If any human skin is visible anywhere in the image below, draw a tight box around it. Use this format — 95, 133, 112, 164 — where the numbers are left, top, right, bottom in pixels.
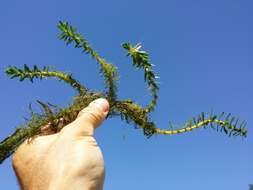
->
12, 98, 109, 190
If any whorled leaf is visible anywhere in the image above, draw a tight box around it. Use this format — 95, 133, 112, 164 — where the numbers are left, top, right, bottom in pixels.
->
0, 21, 247, 164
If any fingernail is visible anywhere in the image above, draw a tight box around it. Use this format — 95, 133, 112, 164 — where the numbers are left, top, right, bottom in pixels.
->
89, 98, 109, 114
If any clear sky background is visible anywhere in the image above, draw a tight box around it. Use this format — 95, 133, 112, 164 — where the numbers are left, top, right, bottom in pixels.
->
0, 0, 252, 189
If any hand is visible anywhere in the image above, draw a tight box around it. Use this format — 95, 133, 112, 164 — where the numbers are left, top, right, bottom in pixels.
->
12, 98, 109, 190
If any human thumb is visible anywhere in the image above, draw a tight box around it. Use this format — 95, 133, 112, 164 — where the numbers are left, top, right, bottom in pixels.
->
66, 98, 109, 137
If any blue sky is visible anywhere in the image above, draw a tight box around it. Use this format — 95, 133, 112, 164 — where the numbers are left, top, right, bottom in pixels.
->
0, 0, 252, 189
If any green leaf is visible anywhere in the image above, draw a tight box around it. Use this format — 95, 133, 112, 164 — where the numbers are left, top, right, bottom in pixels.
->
225, 113, 231, 121
201, 112, 205, 121
223, 127, 228, 134
10, 74, 19, 79
24, 64, 30, 72
19, 76, 25, 81
33, 65, 39, 72
36, 100, 54, 117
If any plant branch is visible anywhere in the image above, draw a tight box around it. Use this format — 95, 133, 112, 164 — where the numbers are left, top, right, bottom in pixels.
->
57, 21, 118, 101
5, 65, 86, 95
122, 42, 159, 113
0, 21, 247, 165
156, 113, 247, 137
